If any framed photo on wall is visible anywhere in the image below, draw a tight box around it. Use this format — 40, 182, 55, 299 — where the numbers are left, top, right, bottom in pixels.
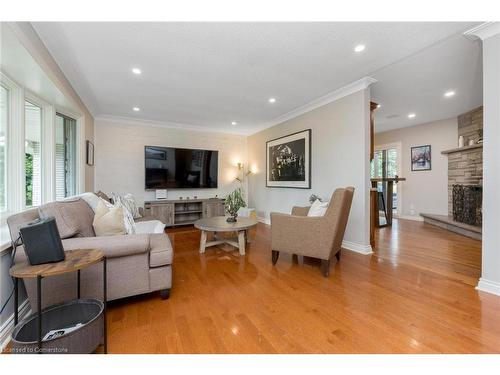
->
411, 145, 431, 171
86, 140, 94, 166
266, 129, 311, 188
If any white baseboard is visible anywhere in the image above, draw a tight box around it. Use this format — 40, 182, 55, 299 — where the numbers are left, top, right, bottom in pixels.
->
257, 216, 270, 225
0, 299, 31, 352
395, 214, 424, 222
342, 240, 373, 255
476, 278, 500, 296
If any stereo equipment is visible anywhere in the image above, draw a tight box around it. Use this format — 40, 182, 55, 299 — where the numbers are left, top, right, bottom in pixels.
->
19, 217, 65, 265
155, 189, 168, 200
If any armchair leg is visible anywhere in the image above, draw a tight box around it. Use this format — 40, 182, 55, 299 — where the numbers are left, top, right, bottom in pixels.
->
160, 289, 170, 300
335, 250, 341, 261
272, 250, 280, 265
321, 259, 330, 277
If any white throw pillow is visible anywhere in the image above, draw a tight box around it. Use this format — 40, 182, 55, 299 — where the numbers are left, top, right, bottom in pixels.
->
97, 197, 136, 235
93, 200, 126, 236
307, 199, 329, 217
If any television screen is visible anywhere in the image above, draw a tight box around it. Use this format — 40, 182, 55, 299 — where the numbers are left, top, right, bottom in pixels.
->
145, 146, 218, 189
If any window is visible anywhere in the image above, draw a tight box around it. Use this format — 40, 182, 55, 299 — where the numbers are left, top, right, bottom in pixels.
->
0, 85, 8, 212
25, 100, 42, 207
55, 113, 77, 199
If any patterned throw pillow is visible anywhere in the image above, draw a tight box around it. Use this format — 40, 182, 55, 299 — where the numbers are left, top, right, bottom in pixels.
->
112, 193, 142, 219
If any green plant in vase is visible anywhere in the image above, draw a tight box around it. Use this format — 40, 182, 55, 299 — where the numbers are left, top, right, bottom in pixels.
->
225, 187, 246, 222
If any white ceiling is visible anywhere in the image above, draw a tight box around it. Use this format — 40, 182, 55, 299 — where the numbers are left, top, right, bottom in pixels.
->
31, 22, 482, 135
371, 32, 483, 133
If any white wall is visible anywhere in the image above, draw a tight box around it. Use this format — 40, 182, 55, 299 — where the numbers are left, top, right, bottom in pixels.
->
478, 31, 500, 296
94, 118, 248, 205
375, 117, 458, 219
247, 89, 372, 253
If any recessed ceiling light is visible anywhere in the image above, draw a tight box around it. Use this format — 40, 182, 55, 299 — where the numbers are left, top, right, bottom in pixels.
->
444, 90, 455, 98
408, 113, 416, 119
132, 68, 142, 75
268, 97, 276, 103
354, 44, 366, 53
133, 107, 140, 112
231, 121, 237, 126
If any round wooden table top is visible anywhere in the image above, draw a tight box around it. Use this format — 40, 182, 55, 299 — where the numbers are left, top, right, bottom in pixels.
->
10, 249, 104, 278
194, 216, 258, 232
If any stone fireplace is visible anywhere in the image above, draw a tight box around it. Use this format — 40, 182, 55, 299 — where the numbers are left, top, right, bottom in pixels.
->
445, 106, 483, 226
422, 106, 483, 240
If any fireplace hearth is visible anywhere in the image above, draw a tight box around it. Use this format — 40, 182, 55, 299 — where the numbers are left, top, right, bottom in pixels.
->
452, 185, 482, 226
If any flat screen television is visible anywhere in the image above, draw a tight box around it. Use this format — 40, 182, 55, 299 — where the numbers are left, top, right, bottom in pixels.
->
145, 146, 219, 189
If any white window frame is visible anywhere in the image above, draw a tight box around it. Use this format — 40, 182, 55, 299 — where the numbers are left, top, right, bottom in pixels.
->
0, 73, 24, 224
24, 91, 54, 208
0, 70, 85, 230
54, 107, 85, 196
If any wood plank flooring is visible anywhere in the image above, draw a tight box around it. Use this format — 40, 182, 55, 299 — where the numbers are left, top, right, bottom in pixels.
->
106, 219, 500, 353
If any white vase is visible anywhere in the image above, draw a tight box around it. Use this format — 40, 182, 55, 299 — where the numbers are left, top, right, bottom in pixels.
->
458, 136, 464, 148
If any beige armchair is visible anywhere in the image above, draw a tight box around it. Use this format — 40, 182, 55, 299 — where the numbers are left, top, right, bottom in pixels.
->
270, 187, 354, 277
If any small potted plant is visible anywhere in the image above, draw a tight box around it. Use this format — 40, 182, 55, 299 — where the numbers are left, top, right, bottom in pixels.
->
225, 188, 246, 222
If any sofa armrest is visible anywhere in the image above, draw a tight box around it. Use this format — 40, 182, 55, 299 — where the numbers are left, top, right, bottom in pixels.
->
270, 213, 330, 259
62, 234, 150, 259
291, 206, 310, 216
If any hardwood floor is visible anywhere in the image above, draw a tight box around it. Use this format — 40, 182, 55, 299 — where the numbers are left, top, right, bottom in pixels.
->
106, 219, 500, 353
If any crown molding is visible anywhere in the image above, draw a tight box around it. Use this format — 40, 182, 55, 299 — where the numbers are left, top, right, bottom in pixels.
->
95, 76, 377, 137
94, 115, 247, 136
464, 22, 500, 41
249, 76, 377, 135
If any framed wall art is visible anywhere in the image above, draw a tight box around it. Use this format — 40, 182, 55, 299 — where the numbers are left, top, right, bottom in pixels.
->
266, 129, 311, 188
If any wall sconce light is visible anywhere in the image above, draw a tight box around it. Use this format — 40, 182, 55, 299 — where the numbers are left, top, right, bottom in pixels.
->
235, 162, 253, 182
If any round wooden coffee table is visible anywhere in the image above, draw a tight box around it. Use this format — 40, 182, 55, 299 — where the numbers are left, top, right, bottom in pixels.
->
194, 216, 258, 256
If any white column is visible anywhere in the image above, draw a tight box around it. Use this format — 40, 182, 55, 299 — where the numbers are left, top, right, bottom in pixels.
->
465, 23, 500, 295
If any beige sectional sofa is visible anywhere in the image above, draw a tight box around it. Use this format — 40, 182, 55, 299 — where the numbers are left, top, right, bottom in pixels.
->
7, 193, 173, 312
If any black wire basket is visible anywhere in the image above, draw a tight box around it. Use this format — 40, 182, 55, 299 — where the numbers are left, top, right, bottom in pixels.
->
11, 299, 104, 354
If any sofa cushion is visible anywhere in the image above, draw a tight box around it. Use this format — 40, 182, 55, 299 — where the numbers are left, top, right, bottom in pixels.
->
62, 233, 150, 258
135, 220, 166, 234
149, 233, 173, 267
38, 198, 96, 238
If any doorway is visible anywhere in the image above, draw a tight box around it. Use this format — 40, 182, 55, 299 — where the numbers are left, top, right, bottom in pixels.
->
371, 142, 402, 222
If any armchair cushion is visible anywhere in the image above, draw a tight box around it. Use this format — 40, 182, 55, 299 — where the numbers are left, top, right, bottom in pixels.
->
61, 234, 150, 259
291, 206, 310, 216
271, 213, 331, 260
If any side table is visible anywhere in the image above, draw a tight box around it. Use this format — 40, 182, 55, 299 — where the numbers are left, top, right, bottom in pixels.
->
9, 249, 107, 354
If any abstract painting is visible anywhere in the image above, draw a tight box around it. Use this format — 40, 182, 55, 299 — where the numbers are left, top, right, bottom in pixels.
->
266, 129, 311, 188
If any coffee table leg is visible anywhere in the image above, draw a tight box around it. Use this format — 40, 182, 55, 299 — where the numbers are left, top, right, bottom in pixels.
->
200, 230, 207, 253
238, 231, 246, 256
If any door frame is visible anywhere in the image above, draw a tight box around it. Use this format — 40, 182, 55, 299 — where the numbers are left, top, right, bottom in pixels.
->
374, 141, 403, 217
